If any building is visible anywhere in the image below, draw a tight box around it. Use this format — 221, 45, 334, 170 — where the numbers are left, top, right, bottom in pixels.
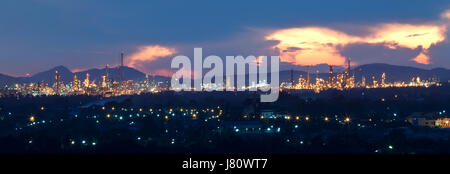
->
406, 112, 450, 128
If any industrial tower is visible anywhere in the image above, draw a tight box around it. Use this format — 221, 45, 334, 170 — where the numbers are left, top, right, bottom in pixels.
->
120, 52, 124, 89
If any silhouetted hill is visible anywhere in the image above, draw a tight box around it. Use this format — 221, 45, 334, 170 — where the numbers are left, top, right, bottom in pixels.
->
353, 63, 449, 82
0, 74, 21, 87
30, 65, 73, 84
74, 66, 147, 83
0, 66, 170, 86
0, 63, 449, 87
279, 63, 450, 83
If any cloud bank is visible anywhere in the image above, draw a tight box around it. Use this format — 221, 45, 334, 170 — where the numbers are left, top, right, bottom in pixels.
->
266, 23, 446, 66
126, 45, 177, 75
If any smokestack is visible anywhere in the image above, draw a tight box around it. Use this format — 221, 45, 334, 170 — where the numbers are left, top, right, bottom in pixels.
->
290, 69, 294, 87
329, 65, 333, 84
105, 64, 109, 89
306, 66, 310, 88
347, 58, 351, 73
121, 52, 124, 67
120, 52, 124, 87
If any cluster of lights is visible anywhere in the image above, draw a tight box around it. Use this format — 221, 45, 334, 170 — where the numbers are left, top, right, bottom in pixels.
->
3, 70, 168, 98
16, 101, 448, 153
283, 68, 441, 93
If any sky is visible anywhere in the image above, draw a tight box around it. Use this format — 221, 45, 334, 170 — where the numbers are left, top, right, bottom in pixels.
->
1, 0, 450, 76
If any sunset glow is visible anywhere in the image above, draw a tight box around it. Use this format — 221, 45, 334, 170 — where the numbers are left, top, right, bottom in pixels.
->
442, 10, 450, 20
366, 23, 446, 50
266, 23, 446, 66
126, 45, 177, 74
412, 51, 431, 65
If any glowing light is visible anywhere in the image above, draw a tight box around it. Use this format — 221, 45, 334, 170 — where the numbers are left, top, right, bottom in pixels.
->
388, 145, 394, 150
40, 106, 45, 111
29, 116, 35, 122
345, 117, 350, 122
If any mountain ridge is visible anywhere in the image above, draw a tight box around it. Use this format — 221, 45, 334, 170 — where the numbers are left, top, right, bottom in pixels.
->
0, 63, 449, 87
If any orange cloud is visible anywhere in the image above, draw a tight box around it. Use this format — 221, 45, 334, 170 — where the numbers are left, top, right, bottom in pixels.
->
366, 23, 446, 50
153, 69, 173, 77
126, 45, 177, 74
71, 68, 85, 73
442, 10, 450, 20
266, 27, 358, 66
412, 51, 431, 65
266, 23, 446, 66
367, 23, 445, 64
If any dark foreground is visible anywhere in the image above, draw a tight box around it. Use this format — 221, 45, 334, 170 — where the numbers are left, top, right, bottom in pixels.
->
0, 85, 449, 154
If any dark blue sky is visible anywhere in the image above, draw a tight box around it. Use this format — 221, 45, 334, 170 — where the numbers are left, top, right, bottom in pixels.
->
1, 0, 450, 76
